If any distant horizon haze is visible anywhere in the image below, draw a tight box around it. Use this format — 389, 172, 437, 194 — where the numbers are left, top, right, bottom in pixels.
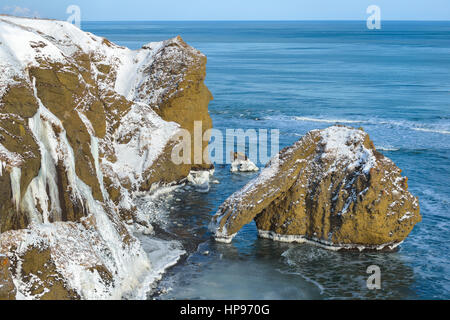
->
0, 0, 449, 21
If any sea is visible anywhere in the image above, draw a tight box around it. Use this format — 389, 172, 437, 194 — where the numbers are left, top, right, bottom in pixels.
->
83, 21, 450, 299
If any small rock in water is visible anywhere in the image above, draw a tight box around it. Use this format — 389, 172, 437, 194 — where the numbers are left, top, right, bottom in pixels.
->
230, 152, 259, 172
187, 170, 214, 192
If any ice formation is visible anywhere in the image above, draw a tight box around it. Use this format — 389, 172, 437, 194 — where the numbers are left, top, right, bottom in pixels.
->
0, 16, 210, 299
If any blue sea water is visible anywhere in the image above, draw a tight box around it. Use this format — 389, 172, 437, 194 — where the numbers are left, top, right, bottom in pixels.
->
83, 21, 450, 299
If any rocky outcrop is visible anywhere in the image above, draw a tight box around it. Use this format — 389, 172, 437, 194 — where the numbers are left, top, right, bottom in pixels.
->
0, 16, 212, 299
212, 126, 421, 250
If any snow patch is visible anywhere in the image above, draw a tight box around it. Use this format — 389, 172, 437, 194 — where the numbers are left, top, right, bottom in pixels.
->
319, 126, 376, 174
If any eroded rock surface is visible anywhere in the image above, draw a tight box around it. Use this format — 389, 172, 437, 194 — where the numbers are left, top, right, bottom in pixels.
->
213, 126, 421, 250
0, 254, 16, 300
0, 16, 212, 299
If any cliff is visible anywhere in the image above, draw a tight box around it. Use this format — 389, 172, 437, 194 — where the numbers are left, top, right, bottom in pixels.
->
212, 126, 421, 250
0, 16, 212, 299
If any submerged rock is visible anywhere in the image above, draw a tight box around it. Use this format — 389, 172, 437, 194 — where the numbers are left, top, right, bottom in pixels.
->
212, 126, 421, 250
0, 16, 212, 299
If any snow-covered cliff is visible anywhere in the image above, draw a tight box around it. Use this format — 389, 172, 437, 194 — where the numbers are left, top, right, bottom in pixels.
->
0, 16, 212, 299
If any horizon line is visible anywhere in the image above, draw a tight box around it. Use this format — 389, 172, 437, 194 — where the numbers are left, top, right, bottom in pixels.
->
80, 19, 450, 22
2, 15, 449, 23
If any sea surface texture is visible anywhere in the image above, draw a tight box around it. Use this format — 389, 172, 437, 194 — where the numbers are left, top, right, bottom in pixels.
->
84, 21, 450, 299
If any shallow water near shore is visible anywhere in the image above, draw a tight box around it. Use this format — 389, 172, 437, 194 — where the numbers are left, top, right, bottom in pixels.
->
140, 166, 417, 300
84, 21, 450, 299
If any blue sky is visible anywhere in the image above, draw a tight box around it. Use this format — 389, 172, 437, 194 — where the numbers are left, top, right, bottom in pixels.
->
1, 0, 449, 21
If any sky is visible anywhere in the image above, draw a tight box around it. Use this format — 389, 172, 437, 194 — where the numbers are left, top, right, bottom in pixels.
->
1, 0, 449, 21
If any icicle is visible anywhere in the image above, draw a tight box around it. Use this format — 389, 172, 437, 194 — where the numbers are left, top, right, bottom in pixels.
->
10, 166, 21, 211
25, 78, 151, 299
77, 110, 108, 201
19, 79, 66, 223
90, 135, 108, 200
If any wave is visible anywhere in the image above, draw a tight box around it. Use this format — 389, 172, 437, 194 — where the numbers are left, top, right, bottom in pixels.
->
290, 116, 450, 135
276, 268, 325, 295
412, 128, 450, 135
375, 145, 400, 152
293, 116, 367, 124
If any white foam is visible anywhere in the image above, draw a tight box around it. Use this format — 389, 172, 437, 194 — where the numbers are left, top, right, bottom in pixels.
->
376, 145, 400, 152
412, 127, 450, 135
294, 116, 367, 124
293, 116, 450, 136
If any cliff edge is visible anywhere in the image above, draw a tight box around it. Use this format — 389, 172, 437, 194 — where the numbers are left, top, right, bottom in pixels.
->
0, 16, 212, 299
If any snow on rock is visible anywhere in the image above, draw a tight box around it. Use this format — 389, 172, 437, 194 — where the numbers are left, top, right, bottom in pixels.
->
230, 152, 259, 173
0, 16, 212, 299
319, 126, 377, 174
213, 125, 421, 250
187, 169, 215, 193
0, 144, 23, 173
230, 159, 259, 172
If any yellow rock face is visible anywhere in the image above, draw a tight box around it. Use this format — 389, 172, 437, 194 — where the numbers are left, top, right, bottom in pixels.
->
214, 126, 421, 250
0, 37, 212, 231
0, 16, 212, 299
0, 255, 16, 300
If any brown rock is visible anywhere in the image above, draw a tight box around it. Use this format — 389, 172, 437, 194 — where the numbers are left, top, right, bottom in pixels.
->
134, 36, 214, 168
0, 17, 212, 299
0, 254, 16, 300
213, 126, 421, 250
19, 246, 80, 300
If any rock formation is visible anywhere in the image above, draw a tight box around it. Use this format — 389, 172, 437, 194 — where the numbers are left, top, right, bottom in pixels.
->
212, 126, 421, 250
0, 16, 212, 299
230, 152, 259, 172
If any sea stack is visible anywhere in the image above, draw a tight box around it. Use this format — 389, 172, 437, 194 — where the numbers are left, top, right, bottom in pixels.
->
212, 125, 421, 250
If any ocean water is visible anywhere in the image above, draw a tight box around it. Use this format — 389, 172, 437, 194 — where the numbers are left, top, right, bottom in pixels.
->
83, 21, 450, 299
